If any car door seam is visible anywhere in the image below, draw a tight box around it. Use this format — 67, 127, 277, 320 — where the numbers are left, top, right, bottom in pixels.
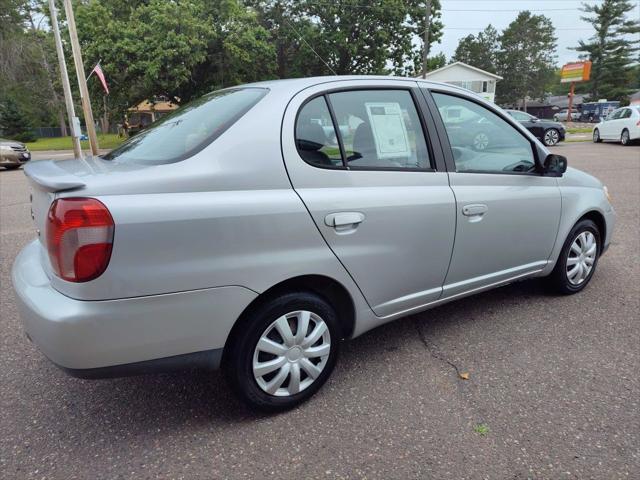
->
278, 90, 377, 314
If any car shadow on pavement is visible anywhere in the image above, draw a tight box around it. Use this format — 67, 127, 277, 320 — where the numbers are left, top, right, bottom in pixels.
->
30, 278, 552, 434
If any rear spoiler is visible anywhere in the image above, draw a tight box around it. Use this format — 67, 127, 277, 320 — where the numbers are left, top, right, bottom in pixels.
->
24, 160, 85, 192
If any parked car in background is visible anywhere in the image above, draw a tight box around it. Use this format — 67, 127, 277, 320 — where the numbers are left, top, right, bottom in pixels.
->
506, 110, 566, 146
0, 138, 31, 170
581, 101, 620, 123
553, 109, 581, 122
12, 77, 615, 411
593, 106, 640, 146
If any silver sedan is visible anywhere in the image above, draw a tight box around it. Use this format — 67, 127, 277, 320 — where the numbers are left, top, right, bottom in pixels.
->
12, 76, 615, 411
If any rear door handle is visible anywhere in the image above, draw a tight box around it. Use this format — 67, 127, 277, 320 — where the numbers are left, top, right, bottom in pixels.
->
462, 204, 488, 216
324, 212, 365, 230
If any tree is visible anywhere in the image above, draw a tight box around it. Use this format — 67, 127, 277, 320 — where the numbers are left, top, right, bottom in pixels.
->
73, 0, 276, 120
574, 0, 640, 102
0, 97, 36, 141
496, 11, 557, 108
451, 25, 499, 74
286, 0, 443, 77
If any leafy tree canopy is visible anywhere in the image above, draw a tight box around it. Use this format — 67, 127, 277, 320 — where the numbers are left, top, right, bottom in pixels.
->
451, 25, 499, 74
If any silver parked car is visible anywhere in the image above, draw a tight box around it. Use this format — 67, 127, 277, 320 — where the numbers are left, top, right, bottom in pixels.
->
0, 137, 31, 170
12, 77, 615, 411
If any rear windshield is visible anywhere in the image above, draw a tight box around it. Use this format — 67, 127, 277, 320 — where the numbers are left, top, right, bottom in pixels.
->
102, 87, 268, 165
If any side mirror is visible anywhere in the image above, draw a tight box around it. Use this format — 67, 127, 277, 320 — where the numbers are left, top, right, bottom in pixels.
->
543, 153, 567, 176
532, 117, 539, 122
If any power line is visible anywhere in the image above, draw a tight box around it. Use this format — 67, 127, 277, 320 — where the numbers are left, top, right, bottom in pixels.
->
283, 18, 337, 75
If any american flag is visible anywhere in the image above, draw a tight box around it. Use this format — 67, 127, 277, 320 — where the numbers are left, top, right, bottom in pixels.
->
88, 62, 109, 95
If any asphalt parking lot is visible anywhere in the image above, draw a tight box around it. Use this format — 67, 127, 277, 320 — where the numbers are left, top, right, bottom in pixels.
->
1, 142, 638, 479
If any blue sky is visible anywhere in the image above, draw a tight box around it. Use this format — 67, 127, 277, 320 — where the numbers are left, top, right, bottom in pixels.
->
432, 0, 640, 66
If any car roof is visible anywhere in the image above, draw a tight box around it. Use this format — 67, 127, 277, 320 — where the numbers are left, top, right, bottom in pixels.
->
240, 75, 468, 95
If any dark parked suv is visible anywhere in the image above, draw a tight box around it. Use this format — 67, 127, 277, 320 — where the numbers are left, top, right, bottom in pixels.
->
0, 138, 31, 170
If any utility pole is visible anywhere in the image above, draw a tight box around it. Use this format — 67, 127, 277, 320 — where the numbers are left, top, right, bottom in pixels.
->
421, 0, 432, 79
63, 0, 99, 155
48, 0, 82, 159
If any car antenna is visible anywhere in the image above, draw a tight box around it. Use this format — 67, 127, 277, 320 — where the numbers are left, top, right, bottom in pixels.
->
284, 18, 338, 76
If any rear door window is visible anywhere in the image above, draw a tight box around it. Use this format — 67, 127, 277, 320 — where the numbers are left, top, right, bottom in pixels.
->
327, 90, 431, 169
102, 88, 268, 165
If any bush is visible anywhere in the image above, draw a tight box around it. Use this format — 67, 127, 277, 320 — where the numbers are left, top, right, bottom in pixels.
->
12, 131, 37, 142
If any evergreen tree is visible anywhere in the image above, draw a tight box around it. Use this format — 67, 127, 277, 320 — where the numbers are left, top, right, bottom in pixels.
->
496, 12, 557, 107
574, 0, 640, 102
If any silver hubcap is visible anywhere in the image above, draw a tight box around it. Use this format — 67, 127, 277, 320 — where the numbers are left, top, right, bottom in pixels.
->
566, 231, 597, 285
474, 133, 489, 150
545, 129, 559, 145
252, 310, 331, 397
622, 131, 629, 144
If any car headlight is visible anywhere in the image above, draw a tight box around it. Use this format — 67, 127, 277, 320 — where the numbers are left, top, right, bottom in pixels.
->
603, 185, 612, 203
0, 145, 13, 151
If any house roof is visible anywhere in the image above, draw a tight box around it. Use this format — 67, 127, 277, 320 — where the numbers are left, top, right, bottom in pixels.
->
129, 99, 179, 113
422, 61, 503, 81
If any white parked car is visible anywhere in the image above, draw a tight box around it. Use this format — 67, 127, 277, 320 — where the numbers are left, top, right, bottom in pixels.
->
553, 109, 581, 122
592, 106, 640, 146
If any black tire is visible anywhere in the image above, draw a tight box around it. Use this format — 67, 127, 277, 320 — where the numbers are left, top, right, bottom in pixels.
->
593, 129, 601, 143
548, 219, 601, 295
621, 129, 630, 146
2, 165, 21, 170
543, 128, 560, 146
224, 292, 340, 412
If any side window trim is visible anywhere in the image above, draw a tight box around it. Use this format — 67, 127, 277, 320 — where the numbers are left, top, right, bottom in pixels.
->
324, 94, 348, 168
294, 95, 347, 170
422, 87, 542, 175
296, 86, 437, 172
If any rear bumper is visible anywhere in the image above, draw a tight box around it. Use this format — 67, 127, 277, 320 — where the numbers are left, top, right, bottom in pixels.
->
12, 240, 257, 376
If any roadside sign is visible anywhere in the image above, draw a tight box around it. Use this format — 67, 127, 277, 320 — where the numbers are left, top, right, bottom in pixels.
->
560, 61, 592, 83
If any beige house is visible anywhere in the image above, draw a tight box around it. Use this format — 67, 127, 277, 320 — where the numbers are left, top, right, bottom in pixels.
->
127, 99, 179, 132
420, 61, 503, 103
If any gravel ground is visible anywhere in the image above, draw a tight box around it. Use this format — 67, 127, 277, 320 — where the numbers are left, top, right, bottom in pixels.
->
1, 142, 638, 479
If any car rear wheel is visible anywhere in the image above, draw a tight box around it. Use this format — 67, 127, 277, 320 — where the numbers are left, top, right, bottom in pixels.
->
224, 292, 340, 412
593, 129, 601, 143
548, 219, 600, 295
543, 128, 560, 146
472, 132, 489, 151
621, 129, 630, 146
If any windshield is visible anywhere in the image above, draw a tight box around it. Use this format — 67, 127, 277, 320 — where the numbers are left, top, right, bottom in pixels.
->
102, 88, 268, 165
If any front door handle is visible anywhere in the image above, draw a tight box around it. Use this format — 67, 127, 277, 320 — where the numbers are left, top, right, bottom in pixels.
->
462, 204, 488, 216
324, 212, 365, 230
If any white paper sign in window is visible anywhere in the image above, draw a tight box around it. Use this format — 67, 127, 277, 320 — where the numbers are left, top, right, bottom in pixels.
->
365, 102, 411, 159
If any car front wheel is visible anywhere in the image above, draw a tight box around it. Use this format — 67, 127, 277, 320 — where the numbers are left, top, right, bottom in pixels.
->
224, 292, 340, 412
549, 219, 601, 295
543, 128, 560, 146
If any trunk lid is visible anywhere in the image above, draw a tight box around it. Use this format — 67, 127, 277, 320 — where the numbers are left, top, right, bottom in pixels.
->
24, 156, 147, 247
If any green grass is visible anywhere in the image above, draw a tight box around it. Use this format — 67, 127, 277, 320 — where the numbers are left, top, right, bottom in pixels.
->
566, 127, 593, 134
473, 424, 490, 436
25, 134, 124, 151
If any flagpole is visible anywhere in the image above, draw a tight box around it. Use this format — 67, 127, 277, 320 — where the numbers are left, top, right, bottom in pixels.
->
63, 0, 100, 155
48, 0, 82, 159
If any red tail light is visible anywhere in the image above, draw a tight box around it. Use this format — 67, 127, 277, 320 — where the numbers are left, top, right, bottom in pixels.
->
46, 198, 114, 282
